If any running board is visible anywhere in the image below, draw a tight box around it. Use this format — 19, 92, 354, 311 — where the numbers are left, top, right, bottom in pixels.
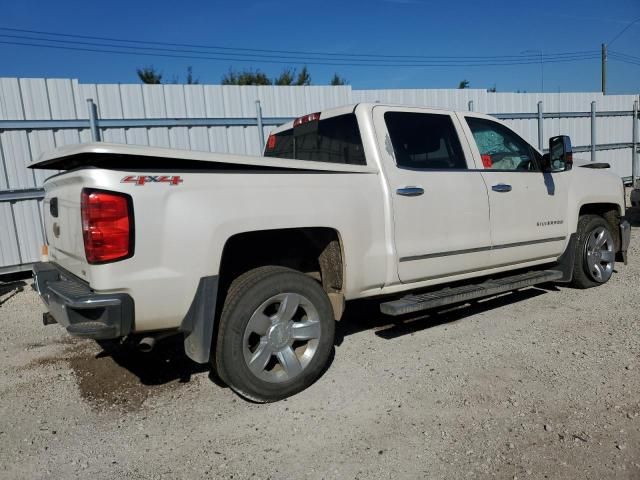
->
380, 270, 563, 316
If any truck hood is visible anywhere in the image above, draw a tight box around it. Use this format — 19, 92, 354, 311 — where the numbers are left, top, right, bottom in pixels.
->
29, 142, 378, 173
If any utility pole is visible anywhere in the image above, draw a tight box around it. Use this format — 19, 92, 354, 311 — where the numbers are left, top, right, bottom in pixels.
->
601, 43, 607, 95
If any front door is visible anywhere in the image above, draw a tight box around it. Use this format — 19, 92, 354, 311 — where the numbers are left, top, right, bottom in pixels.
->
458, 114, 570, 267
373, 106, 493, 283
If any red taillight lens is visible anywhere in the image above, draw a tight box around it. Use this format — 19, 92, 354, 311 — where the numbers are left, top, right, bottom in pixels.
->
81, 189, 133, 264
266, 134, 277, 150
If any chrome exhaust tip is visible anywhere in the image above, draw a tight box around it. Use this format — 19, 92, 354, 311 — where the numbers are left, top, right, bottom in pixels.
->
138, 336, 156, 353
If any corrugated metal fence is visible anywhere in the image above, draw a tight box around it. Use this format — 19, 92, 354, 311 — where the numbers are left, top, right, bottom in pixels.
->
0, 77, 638, 273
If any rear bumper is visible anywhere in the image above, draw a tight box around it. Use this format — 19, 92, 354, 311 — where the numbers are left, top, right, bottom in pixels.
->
620, 220, 631, 265
32, 262, 134, 339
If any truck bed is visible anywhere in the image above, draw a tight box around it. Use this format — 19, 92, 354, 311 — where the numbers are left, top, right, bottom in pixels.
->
29, 142, 378, 173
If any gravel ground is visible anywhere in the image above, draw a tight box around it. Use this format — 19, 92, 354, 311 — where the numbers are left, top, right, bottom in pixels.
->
1, 208, 639, 480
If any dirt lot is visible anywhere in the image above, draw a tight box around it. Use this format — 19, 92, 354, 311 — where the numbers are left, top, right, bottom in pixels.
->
1, 209, 639, 480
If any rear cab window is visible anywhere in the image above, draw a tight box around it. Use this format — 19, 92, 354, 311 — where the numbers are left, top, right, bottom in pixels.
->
264, 113, 366, 165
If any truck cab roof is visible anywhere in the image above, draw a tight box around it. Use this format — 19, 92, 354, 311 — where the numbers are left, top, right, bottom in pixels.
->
270, 103, 494, 134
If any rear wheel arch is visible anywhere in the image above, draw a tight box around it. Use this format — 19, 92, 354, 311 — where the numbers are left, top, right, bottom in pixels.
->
216, 226, 345, 298
212, 227, 345, 356
181, 227, 344, 366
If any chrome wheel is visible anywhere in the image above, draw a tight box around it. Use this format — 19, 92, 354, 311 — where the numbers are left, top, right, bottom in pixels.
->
584, 226, 615, 283
242, 292, 321, 383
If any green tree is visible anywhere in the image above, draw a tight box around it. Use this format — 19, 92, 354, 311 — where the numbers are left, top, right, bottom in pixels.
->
137, 66, 162, 84
487, 84, 497, 92
275, 68, 295, 85
221, 69, 239, 85
186, 66, 199, 85
294, 66, 311, 86
330, 73, 348, 86
458, 79, 470, 89
221, 68, 272, 85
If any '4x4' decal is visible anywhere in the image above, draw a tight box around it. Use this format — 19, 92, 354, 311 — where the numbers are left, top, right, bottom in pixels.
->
121, 175, 183, 186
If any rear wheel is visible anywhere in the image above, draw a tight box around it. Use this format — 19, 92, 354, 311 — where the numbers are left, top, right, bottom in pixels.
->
215, 266, 335, 402
570, 215, 616, 289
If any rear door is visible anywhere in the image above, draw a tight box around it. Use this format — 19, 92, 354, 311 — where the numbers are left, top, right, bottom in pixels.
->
373, 106, 492, 283
458, 114, 570, 267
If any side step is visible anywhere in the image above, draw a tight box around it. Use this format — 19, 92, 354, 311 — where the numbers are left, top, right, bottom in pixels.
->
380, 270, 563, 316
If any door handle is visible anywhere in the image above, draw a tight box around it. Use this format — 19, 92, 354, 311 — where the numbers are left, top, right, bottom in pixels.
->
492, 183, 512, 193
396, 187, 424, 197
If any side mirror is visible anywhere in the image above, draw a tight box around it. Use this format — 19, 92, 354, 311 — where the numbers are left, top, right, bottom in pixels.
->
547, 135, 573, 172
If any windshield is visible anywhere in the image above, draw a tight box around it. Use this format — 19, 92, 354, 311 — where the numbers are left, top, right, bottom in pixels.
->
264, 113, 366, 165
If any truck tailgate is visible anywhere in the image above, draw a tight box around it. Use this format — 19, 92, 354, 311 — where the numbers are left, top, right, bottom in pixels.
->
43, 173, 88, 279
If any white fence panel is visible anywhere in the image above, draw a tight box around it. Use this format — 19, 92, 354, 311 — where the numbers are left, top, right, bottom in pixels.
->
0, 203, 20, 267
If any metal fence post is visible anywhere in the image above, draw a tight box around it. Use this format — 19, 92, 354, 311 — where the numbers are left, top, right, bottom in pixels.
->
86, 99, 100, 142
468, 100, 474, 112
255, 100, 265, 151
591, 101, 597, 162
537, 101, 544, 151
633, 100, 638, 187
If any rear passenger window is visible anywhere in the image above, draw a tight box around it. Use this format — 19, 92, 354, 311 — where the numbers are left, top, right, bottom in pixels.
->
384, 112, 467, 170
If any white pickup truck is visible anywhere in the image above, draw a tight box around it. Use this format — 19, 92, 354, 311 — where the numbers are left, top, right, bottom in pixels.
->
32, 103, 630, 402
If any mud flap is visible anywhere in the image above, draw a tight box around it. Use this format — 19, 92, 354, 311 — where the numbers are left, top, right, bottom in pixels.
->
180, 276, 219, 364
554, 233, 577, 283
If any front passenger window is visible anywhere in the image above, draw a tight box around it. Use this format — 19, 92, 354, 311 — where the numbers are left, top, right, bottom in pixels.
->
466, 117, 540, 171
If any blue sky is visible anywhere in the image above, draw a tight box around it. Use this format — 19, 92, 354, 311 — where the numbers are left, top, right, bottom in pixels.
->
1, 0, 639, 93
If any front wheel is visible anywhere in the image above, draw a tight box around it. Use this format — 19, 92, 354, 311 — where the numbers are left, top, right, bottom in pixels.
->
570, 215, 616, 289
214, 266, 335, 402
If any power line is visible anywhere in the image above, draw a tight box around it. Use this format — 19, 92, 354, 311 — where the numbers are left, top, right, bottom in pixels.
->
0, 33, 600, 65
609, 58, 640, 67
609, 53, 640, 66
0, 39, 600, 67
609, 50, 640, 62
602, 17, 640, 94
0, 26, 599, 62
608, 16, 640, 46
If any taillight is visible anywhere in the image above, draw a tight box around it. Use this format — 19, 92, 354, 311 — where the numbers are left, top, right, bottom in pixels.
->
266, 134, 277, 150
293, 112, 320, 127
81, 189, 133, 264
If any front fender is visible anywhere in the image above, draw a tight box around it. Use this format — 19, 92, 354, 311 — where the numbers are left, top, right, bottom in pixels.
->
566, 168, 625, 233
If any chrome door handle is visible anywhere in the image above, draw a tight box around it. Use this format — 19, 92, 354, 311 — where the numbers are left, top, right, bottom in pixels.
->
492, 183, 512, 193
396, 187, 424, 197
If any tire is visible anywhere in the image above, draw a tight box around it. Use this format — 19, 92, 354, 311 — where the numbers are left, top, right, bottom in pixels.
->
214, 266, 335, 402
570, 215, 616, 289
